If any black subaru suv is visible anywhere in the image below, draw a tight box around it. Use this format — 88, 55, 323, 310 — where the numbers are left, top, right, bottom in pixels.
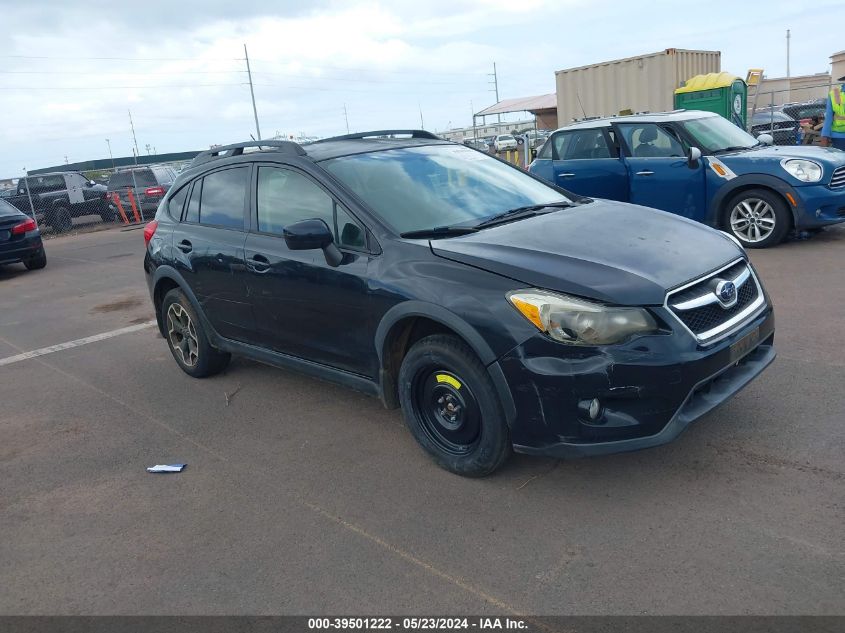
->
144, 131, 775, 476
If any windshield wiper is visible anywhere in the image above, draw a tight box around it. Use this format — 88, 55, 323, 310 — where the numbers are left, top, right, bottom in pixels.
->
400, 226, 479, 239
713, 145, 754, 154
473, 201, 573, 229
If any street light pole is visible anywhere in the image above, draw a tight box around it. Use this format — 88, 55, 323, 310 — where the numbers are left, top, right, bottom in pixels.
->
105, 139, 115, 171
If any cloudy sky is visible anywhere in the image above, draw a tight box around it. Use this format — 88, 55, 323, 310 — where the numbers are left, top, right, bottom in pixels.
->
1, 0, 843, 176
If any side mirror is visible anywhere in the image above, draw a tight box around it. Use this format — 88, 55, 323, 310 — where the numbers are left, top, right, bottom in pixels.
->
757, 133, 774, 146
283, 218, 342, 267
687, 146, 702, 168
88, 180, 96, 186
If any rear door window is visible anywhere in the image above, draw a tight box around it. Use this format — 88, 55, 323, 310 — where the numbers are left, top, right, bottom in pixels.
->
198, 167, 249, 229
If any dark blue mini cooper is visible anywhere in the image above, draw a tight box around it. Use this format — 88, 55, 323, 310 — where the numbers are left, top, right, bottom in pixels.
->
529, 111, 845, 248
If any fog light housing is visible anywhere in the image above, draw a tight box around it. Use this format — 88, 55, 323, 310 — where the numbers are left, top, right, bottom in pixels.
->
578, 398, 603, 422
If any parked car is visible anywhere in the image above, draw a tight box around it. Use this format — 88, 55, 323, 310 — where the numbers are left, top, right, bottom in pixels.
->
8, 172, 111, 232
0, 198, 46, 270
493, 134, 518, 152
750, 111, 800, 146
529, 110, 845, 248
462, 138, 489, 151
107, 166, 177, 220
782, 99, 826, 126
144, 131, 775, 476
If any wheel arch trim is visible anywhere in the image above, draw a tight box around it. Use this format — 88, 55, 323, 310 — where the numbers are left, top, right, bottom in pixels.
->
374, 301, 517, 425
150, 266, 219, 343
707, 174, 801, 228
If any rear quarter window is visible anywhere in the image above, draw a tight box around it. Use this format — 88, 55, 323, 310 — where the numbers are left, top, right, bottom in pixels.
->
168, 185, 189, 220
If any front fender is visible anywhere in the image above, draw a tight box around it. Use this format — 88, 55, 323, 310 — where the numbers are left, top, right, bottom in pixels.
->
374, 301, 517, 425
706, 173, 801, 227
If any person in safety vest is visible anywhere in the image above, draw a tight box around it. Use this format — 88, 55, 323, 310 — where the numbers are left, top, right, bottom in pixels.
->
821, 74, 845, 150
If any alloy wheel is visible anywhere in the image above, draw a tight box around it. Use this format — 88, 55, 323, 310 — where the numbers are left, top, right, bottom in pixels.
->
730, 198, 776, 244
166, 303, 199, 367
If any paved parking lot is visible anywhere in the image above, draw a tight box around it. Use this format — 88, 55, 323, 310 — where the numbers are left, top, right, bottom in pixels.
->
1, 225, 843, 615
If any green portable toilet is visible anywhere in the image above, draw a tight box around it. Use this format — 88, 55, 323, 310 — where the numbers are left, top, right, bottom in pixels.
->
674, 72, 747, 129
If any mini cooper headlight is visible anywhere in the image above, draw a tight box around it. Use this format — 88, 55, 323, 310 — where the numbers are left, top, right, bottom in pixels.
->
781, 159, 822, 183
508, 290, 658, 345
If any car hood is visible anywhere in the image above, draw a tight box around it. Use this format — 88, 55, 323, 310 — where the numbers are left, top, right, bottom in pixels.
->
430, 200, 743, 306
721, 144, 845, 166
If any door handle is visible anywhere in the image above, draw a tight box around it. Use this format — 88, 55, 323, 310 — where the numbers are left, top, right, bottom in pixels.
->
558, 172, 575, 178
177, 239, 192, 253
635, 170, 654, 176
247, 254, 271, 273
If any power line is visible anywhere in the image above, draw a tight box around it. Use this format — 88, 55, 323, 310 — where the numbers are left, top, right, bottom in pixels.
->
0, 54, 241, 61
0, 70, 246, 75
0, 83, 249, 90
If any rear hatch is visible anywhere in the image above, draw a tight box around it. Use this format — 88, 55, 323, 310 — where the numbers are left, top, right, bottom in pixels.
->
107, 169, 167, 214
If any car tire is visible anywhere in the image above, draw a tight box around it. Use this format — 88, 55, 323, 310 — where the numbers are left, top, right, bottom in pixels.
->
161, 288, 230, 378
99, 206, 116, 223
48, 205, 73, 233
24, 249, 46, 270
723, 189, 790, 248
398, 334, 511, 477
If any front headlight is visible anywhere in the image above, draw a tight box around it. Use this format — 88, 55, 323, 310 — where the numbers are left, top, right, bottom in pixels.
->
508, 290, 658, 345
781, 159, 822, 182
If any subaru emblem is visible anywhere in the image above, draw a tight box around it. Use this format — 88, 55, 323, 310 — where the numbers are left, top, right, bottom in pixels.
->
714, 280, 737, 307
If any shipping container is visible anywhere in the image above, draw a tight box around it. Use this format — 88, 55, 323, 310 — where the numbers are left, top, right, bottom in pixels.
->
555, 49, 721, 126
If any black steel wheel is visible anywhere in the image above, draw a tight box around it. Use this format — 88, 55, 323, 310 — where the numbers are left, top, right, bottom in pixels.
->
398, 334, 511, 476
413, 369, 482, 456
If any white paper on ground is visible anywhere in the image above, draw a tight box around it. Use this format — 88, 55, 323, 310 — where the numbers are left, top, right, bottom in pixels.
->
146, 464, 186, 473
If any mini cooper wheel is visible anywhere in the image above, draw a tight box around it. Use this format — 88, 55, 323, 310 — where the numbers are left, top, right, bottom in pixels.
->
161, 288, 230, 378
398, 334, 510, 477
724, 188, 790, 248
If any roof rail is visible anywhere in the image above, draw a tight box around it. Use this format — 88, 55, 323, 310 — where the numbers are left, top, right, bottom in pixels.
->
190, 140, 307, 167
310, 129, 441, 144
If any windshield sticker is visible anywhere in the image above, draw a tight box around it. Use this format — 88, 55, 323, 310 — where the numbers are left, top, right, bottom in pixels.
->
708, 157, 737, 181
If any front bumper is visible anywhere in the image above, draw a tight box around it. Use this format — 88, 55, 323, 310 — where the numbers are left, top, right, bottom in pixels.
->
793, 183, 845, 228
496, 306, 775, 458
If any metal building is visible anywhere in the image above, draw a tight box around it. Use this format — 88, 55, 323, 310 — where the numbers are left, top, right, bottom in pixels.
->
555, 48, 721, 125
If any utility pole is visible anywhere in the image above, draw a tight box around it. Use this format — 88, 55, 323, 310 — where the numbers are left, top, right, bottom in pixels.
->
786, 29, 791, 79
22, 168, 38, 228
343, 103, 350, 134
489, 62, 501, 124
244, 43, 261, 140
128, 110, 140, 164
105, 139, 115, 171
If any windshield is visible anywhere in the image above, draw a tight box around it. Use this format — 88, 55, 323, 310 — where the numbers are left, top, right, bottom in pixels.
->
323, 145, 570, 234
499, 135, 514, 141
679, 116, 759, 153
